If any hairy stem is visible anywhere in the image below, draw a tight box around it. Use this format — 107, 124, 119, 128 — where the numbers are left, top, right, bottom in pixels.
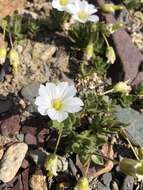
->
54, 128, 63, 155
122, 128, 140, 160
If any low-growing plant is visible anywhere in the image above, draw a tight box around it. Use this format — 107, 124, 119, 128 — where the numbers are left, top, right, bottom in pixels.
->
121, 0, 143, 10
1, 0, 143, 188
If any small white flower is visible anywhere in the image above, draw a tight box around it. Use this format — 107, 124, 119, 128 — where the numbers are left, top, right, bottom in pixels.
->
67, 0, 99, 23
35, 82, 84, 122
52, 0, 74, 11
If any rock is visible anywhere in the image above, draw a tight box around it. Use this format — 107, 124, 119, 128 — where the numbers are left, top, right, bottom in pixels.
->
0, 142, 28, 182
21, 168, 29, 190
0, 148, 4, 160
16, 133, 24, 142
21, 83, 41, 112
5, 176, 19, 189
61, 73, 74, 85
30, 171, 47, 190
102, 173, 112, 187
0, 99, 13, 114
37, 128, 49, 145
96, 173, 112, 190
54, 49, 69, 72
111, 181, 119, 190
96, 0, 143, 86
0, 135, 17, 147
0, 115, 21, 136
41, 45, 57, 62
21, 83, 40, 104
114, 105, 143, 146
22, 126, 37, 136
13, 175, 23, 190
0, 0, 24, 18
42, 2, 52, 17
27, 104, 38, 113
121, 176, 134, 190
96, 181, 110, 190
24, 133, 37, 145
21, 159, 29, 169
32, 43, 56, 62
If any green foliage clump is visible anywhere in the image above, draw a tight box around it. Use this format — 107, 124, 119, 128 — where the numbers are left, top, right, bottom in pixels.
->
121, 0, 143, 10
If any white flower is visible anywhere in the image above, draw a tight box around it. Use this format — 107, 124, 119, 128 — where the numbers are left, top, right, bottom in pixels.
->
67, 0, 99, 23
52, 0, 74, 11
35, 82, 84, 122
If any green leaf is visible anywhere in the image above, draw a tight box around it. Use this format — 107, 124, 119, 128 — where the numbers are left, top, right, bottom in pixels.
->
52, 121, 64, 130
91, 154, 103, 165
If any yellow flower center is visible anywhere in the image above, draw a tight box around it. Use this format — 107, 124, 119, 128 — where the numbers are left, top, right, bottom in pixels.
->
52, 99, 63, 111
78, 11, 88, 21
59, 0, 68, 6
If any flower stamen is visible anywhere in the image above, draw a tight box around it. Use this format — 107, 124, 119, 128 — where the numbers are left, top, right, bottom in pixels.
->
78, 11, 88, 21
52, 99, 63, 111
59, 0, 68, 6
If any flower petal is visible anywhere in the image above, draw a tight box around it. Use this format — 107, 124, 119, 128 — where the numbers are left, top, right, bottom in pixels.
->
68, 0, 98, 24
88, 15, 99, 22
86, 4, 97, 14
37, 105, 49, 115
45, 82, 57, 99
35, 96, 52, 108
63, 97, 84, 113
52, 0, 65, 11
66, 3, 77, 14
47, 108, 68, 122
38, 84, 48, 97
56, 82, 77, 99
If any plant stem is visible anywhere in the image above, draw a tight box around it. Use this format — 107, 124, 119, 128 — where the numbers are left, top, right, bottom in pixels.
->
54, 128, 63, 155
80, 60, 87, 76
122, 128, 140, 160
8, 32, 13, 48
84, 157, 91, 177
3, 27, 6, 40
103, 34, 110, 47
100, 89, 114, 95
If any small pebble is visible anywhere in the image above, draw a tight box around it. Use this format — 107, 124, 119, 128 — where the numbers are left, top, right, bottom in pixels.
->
0, 142, 28, 182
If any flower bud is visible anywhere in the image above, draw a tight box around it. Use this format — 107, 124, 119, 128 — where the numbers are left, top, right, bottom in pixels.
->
119, 158, 140, 176
75, 177, 90, 190
113, 81, 131, 94
114, 5, 125, 11
136, 160, 143, 176
101, 4, 125, 13
85, 42, 94, 60
106, 46, 116, 64
44, 154, 58, 178
9, 48, 20, 73
105, 23, 123, 34
0, 47, 7, 64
